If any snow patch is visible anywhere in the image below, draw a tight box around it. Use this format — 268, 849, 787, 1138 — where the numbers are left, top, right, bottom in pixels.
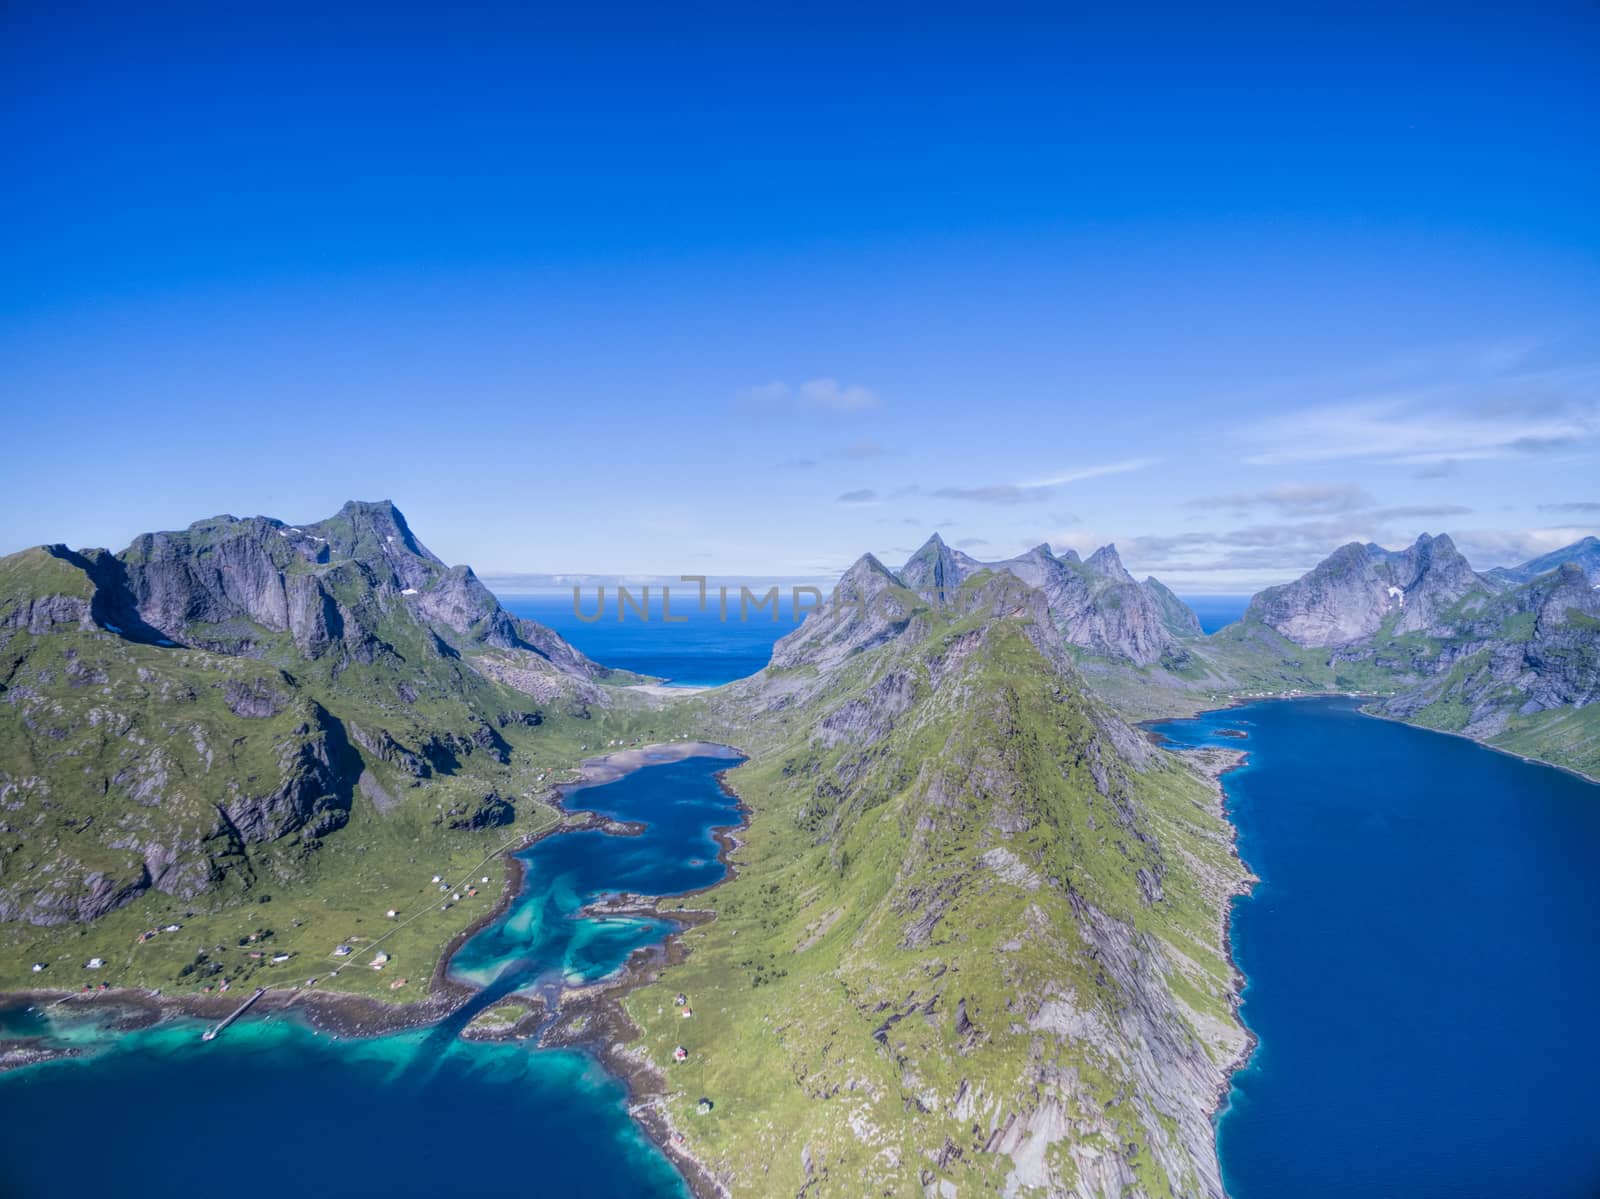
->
401, 587, 419, 596
1386, 585, 1405, 607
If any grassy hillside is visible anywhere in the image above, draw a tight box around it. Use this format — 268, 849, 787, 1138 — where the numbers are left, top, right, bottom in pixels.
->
0, 531, 703, 998
630, 575, 1248, 1197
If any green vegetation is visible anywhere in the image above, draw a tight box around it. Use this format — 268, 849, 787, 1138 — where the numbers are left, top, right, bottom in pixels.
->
630, 575, 1247, 1196
0, 523, 703, 1000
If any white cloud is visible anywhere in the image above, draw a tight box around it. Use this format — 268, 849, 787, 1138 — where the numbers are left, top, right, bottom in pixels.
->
933, 458, 1159, 505
738, 378, 882, 416
1449, 526, 1598, 570
1021, 458, 1163, 488
1237, 385, 1600, 466
1187, 483, 1376, 516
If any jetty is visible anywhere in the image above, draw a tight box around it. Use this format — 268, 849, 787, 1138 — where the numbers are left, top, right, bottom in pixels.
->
201, 986, 267, 1042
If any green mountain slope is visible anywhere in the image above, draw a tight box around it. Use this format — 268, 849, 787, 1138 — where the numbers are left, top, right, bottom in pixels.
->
0, 503, 685, 997
631, 565, 1249, 1197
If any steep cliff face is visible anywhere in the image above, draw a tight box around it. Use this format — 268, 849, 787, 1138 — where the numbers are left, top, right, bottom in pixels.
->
894, 536, 1199, 668
646, 569, 1248, 1198
1367, 562, 1600, 738
0, 501, 620, 926
108, 500, 601, 676
1243, 534, 1488, 647
1145, 575, 1204, 639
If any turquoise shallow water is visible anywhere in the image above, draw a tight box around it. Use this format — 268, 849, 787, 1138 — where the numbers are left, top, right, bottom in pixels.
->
1153, 698, 1600, 1199
0, 752, 742, 1199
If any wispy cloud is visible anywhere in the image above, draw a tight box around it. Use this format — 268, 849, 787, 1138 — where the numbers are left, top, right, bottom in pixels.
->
1021, 458, 1162, 488
930, 483, 1049, 505
1236, 378, 1600, 466
1450, 526, 1598, 569
741, 377, 881, 415
1412, 459, 1460, 480
836, 488, 878, 505
932, 458, 1159, 505
1187, 483, 1376, 516
955, 537, 988, 549
1538, 501, 1600, 514
1371, 504, 1474, 520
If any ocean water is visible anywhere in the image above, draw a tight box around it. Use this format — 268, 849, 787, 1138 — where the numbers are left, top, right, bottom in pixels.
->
0, 1018, 688, 1199
0, 752, 742, 1199
502, 593, 800, 685
1181, 594, 1252, 633
1153, 698, 1600, 1199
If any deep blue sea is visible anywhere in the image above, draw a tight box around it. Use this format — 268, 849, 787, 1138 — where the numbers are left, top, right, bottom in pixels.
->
1154, 698, 1600, 1199
503, 593, 798, 685
1182, 594, 1252, 633
0, 752, 742, 1199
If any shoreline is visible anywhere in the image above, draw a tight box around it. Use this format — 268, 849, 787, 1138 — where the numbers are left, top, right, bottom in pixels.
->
1155, 689, 1595, 1195
0, 738, 750, 1199
543, 741, 750, 1199
1168, 738, 1261, 1176
1158, 687, 1599, 786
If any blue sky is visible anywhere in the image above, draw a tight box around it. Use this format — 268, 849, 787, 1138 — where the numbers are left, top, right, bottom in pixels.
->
2, 1, 1596, 591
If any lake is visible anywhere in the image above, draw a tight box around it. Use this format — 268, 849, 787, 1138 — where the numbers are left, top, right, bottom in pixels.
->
1153, 698, 1600, 1199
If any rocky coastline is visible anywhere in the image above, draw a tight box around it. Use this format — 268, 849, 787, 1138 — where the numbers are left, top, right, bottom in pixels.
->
0, 739, 750, 1199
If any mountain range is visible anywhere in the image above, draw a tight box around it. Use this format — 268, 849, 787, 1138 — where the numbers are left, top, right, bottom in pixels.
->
1, 500, 1595, 1199
893, 529, 1597, 778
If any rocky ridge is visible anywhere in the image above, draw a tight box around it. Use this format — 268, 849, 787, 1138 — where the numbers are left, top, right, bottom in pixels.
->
646, 561, 1249, 1197
0, 501, 626, 925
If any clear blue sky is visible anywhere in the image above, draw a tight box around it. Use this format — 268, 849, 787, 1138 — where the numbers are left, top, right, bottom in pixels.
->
3, 1, 1596, 590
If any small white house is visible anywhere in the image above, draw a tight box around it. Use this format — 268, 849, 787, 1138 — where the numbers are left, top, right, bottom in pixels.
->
333, 944, 353, 957
86, 958, 104, 969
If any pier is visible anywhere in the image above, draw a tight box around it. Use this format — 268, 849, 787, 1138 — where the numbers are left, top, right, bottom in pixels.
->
201, 986, 267, 1042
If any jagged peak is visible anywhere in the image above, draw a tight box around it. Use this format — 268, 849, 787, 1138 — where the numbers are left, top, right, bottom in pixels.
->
1057, 548, 1082, 564
899, 535, 966, 603
309, 499, 441, 566
1085, 543, 1134, 583
841, 552, 897, 586
1023, 542, 1054, 558
900, 533, 954, 570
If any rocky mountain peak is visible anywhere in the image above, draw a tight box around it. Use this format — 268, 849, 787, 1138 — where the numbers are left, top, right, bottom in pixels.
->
898, 535, 965, 604
769, 553, 916, 671
1247, 532, 1489, 646
1085, 543, 1135, 584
